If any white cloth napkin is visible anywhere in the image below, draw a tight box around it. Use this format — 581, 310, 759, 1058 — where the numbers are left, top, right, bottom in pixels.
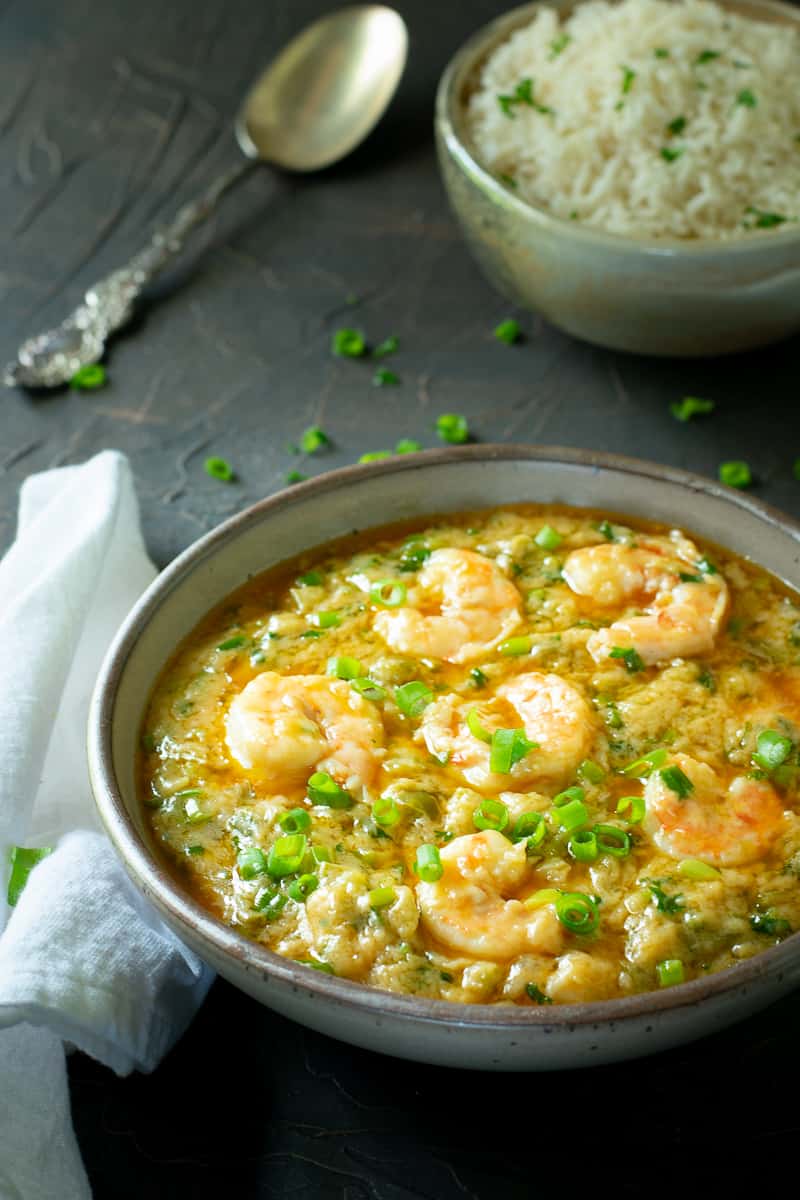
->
0, 450, 213, 1200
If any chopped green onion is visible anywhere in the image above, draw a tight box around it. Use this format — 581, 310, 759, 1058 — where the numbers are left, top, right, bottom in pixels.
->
644, 879, 684, 914
678, 858, 721, 880
736, 88, 757, 107
670, 395, 714, 422
470, 667, 488, 688
499, 636, 532, 656
70, 363, 107, 390
414, 844, 443, 883
616, 794, 646, 823
279, 809, 312, 835
744, 206, 789, 229
499, 172, 517, 188
351, 677, 386, 702
186, 844, 205, 856
494, 318, 521, 344
369, 886, 396, 908
300, 426, 330, 454
578, 759, 605, 784
593, 824, 631, 857
526, 982, 553, 1004
255, 887, 288, 919
307, 772, 353, 809
554, 797, 589, 832
294, 957, 335, 974
750, 910, 792, 937
466, 707, 492, 744
286, 470, 306, 485
435, 412, 469, 444
695, 49, 720, 63
719, 460, 752, 489
553, 785, 586, 807
659, 766, 694, 797
656, 959, 685, 987
654, 47, 670, 58
204, 456, 235, 482
622, 748, 667, 777
609, 646, 645, 673
332, 328, 366, 357
398, 541, 430, 571
698, 668, 716, 691
237, 846, 268, 880
184, 796, 212, 825
489, 728, 537, 774
359, 450, 393, 463
267, 834, 308, 878
373, 367, 400, 387
287, 873, 319, 902
373, 796, 401, 827
300, 629, 325, 639
327, 655, 362, 680
311, 845, 333, 864
660, 146, 683, 163
596, 520, 616, 541
297, 569, 323, 587
217, 634, 248, 651
568, 830, 598, 862
472, 798, 509, 833
512, 811, 547, 848
395, 681, 434, 717
7, 846, 53, 907
555, 891, 599, 934
373, 335, 399, 358
535, 525, 562, 550
753, 729, 793, 771
525, 887, 562, 909
395, 438, 421, 454
666, 115, 686, 136
315, 611, 341, 629
370, 580, 407, 607
620, 65, 636, 93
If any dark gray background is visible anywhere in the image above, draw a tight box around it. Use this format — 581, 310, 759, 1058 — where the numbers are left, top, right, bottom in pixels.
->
3, 0, 800, 1195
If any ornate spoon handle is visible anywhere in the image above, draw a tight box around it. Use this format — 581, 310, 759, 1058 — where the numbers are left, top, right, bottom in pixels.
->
5, 156, 258, 389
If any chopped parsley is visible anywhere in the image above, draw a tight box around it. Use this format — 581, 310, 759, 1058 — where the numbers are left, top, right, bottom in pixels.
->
666, 115, 686, 136
395, 438, 421, 454
718, 460, 752, 489
736, 89, 757, 108
653, 47, 670, 58
498, 172, 517, 188
331, 328, 366, 357
548, 34, 571, 59
596, 519, 616, 541
660, 146, 684, 163
695, 49, 721, 64
373, 335, 399, 358
526, 982, 553, 1004
286, 470, 306, 484
743, 206, 789, 229
698, 668, 716, 691
494, 318, 521, 344
372, 367, 400, 387
670, 395, 714, 422
300, 426, 330, 454
204, 456, 235, 482
470, 667, 488, 688
620, 65, 636, 94
659, 766, 694, 798
644, 879, 685, 914
610, 646, 645, 673
436, 413, 469, 444
497, 77, 553, 117
750, 910, 792, 937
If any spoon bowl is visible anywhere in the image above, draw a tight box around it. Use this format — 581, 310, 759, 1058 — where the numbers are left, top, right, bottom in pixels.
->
236, 5, 408, 171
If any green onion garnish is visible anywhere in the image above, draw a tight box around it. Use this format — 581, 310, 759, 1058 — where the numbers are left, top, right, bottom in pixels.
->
279, 809, 312, 835
373, 335, 399, 358
217, 634, 248, 651
719, 460, 752, 489
297, 569, 323, 586
331, 328, 366, 357
596, 519, 615, 541
359, 450, 393, 463
555, 891, 599, 935
369, 886, 396, 908
654, 47, 670, 58
744, 206, 789, 229
499, 636, 532, 657
736, 88, 757, 107
568, 830, 598, 862
489, 728, 537, 774
294, 957, 335, 974
750, 910, 792, 937
7, 846, 53, 907
414, 843, 444, 883
315, 611, 341, 629
494, 318, 521, 344
470, 667, 488, 688
645, 879, 684, 914
70, 363, 107, 389
395, 681, 434, 717
398, 541, 430, 571
660, 147, 683, 163
184, 796, 212, 825
472, 798, 509, 833
554, 797, 588, 831
616, 794, 646, 823
695, 49, 720, 63
622, 748, 667, 777
307, 772, 353, 809
286, 470, 306, 485
677, 858, 721, 880
656, 959, 685, 987
373, 796, 401, 827
609, 646, 645, 673
186, 845, 205, 856
204, 456, 235, 482
553, 785, 585, 807
372, 367, 400, 387
300, 426, 330, 454
666, 115, 686, 136
578, 759, 605, 784
512, 811, 547, 848
237, 846, 268, 880
267, 834, 308, 878
593, 824, 631, 857
395, 438, 421, 454
255, 888, 288, 919
327, 655, 362, 680
620, 65, 636, 94
526, 982, 553, 1004
466, 708, 492, 744
753, 729, 793, 771
534, 524, 562, 550
351, 677, 386, 702
435, 412, 469, 444
670, 395, 714, 422
287, 873, 319, 902
659, 766, 694, 797
370, 580, 407, 607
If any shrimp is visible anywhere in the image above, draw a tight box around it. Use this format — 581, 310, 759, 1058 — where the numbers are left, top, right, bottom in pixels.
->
416, 830, 564, 959
562, 536, 728, 666
420, 671, 595, 791
225, 672, 383, 793
643, 753, 785, 867
373, 547, 522, 664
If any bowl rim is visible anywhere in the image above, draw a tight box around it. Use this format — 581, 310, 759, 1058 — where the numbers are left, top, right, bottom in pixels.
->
89, 444, 800, 1033
435, 0, 800, 258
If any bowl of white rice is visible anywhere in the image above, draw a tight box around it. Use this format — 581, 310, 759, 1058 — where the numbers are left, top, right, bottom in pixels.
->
435, 0, 800, 355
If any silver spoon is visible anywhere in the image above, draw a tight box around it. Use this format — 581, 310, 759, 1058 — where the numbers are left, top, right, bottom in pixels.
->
5, 5, 408, 389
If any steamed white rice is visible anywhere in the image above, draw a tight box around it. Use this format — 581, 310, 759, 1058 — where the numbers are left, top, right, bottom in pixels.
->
465, 0, 800, 238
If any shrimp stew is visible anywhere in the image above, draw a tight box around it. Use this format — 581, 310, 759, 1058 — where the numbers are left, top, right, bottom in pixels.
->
140, 506, 800, 1006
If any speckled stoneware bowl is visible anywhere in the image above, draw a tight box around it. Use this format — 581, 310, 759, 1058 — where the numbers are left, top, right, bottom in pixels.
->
435, 0, 800, 357
89, 447, 800, 1071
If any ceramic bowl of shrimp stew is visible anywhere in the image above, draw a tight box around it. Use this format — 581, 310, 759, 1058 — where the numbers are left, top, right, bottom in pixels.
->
89, 445, 800, 1071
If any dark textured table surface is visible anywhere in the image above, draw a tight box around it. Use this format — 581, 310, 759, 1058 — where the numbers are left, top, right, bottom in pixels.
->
4, 0, 800, 1195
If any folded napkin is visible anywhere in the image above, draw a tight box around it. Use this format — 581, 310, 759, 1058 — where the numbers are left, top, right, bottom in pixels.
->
0, 451, 213, 1200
